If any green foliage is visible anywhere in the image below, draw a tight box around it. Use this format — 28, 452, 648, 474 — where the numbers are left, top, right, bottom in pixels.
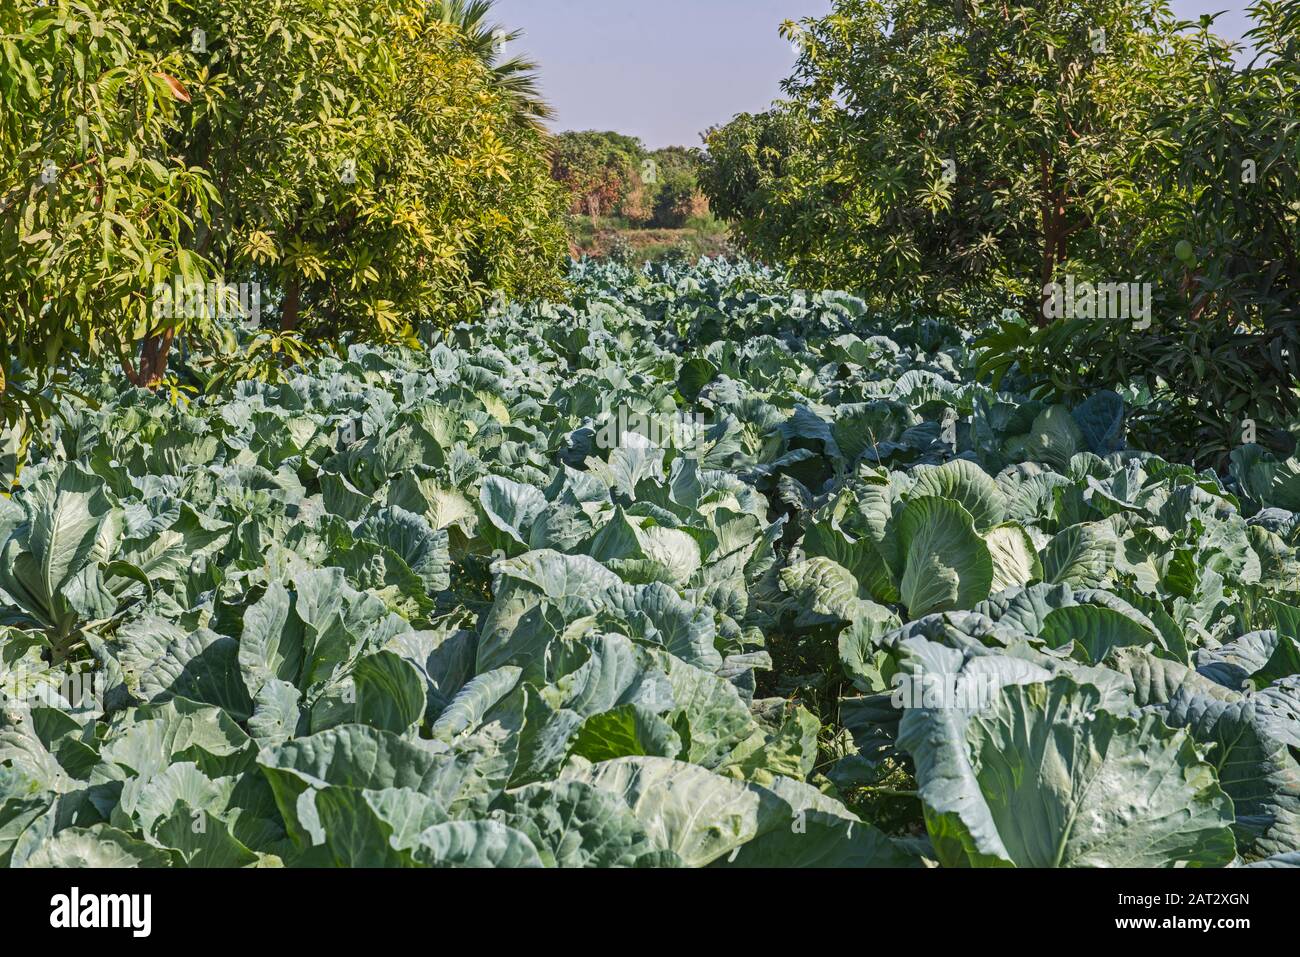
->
703, 0, 1299, 469
700, 106, 825, 271
704, 0, 1197, 312
551, 132, 709, 230
200, 329, 320, 392
1, 0, 569, 418
2, 259, 1298, 867
428, 0, 554, 125
566, 214, 732, 267
550, 131, 643, 219
974, 2, 1300, 468
1125, 4, 1300, 463
172, 0, 569, 340
0, 0, 217, 404
649, 164, 702, 229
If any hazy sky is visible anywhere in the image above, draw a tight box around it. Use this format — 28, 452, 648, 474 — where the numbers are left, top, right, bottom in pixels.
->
492, 0, 1257, 148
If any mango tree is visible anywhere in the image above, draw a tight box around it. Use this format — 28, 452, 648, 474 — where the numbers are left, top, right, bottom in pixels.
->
702, 0, 1198, 318
0, 0, 215, 415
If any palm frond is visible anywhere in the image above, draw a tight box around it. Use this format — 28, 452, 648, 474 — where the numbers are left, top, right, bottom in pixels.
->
430, 0, 553, 124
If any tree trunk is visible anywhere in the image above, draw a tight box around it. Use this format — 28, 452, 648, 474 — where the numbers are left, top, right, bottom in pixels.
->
281, 274, 301, 332
1053, 196, 1068, 268
1037, 158, 1064, 328
1039, 216, 1057, 327
124, 330, 176, 390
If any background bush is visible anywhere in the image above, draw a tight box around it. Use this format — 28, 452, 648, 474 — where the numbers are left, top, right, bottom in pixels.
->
700, 0, 1300, 467
0, 0, 569, 407
550, 131, 710, 228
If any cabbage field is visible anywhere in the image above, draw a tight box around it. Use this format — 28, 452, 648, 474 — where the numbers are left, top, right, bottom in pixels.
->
2, 258, 1299, 868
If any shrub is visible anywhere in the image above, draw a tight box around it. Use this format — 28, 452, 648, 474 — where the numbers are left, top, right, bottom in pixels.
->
1, 0, 569, 403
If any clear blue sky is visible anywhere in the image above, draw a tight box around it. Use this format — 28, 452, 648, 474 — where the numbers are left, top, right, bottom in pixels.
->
491, 0, 1257, 149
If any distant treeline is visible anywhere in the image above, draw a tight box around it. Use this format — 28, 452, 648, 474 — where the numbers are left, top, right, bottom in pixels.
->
549, 132, 710, 229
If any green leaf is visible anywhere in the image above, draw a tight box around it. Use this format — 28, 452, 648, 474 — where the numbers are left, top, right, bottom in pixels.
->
17, 825, 171, 868
901, 677, 1236, 867
353, 650, 428, 734
480, 476, 547, 546
1040, 605, 1159, 664
896, 497, 993, 616
431, 667, 522, 741
983, 524, 1041, 592
910, 460, 1006, 531
409, 820, 544, 867
489, 780, 656, 867
1040, 523, 1116, 588
569, 703, 682, 762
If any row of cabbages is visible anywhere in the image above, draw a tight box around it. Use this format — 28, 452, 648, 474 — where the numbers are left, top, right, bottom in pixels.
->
0, 258, 1297, 867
